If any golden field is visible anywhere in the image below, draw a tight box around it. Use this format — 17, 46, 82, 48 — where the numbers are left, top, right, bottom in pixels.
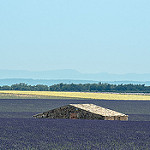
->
0, 90, 150, 100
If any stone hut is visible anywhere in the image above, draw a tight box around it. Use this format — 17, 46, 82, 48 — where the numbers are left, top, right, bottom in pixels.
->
33, 104, 128, 121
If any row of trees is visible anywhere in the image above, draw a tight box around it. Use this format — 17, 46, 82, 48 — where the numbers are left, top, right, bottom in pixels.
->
0, 83, 49, 91
0, 82, 150, 93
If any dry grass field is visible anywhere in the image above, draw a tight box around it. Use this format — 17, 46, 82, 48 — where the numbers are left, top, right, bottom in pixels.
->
0, 90, 150, 100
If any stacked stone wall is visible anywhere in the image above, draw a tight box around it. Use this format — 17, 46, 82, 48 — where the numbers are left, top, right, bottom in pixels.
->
104, 116, 128, 121
34, 105, 104, 120
33, 105, 128, 121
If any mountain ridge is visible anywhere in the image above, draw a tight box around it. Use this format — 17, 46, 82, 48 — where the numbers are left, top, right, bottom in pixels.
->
0, 69, 150, 81
1, 78, 150, 86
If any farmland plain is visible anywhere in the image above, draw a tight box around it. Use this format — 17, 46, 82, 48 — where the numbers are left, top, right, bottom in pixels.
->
0, 98, 150, 120
1, 92, 150, 149
1, 90, 150, 100
0, 118, 150, 150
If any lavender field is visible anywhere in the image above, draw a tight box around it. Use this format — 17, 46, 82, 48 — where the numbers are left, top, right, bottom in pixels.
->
0, 118, 150, 150
1, 99, 150, 120
0, 99, 150, 149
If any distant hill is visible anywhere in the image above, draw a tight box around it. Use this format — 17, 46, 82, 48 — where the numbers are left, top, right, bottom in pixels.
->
0, 78, 99, 86
0, 69, 150, 82
104, 81, 150, 86
0, 78, 150, 86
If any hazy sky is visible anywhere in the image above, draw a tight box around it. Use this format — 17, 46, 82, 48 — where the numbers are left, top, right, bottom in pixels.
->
0, 0, 150, 74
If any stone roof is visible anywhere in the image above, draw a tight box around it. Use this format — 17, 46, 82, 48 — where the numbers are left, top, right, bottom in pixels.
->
70, 104, 127, 117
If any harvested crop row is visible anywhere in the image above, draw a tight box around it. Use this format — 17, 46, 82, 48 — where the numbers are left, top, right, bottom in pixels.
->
0, 91, 150, 100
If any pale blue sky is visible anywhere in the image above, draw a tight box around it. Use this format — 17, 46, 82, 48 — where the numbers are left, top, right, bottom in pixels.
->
0, 0, 150, 74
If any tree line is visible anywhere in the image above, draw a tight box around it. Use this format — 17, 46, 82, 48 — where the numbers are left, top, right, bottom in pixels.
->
0, 82, 150, 93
